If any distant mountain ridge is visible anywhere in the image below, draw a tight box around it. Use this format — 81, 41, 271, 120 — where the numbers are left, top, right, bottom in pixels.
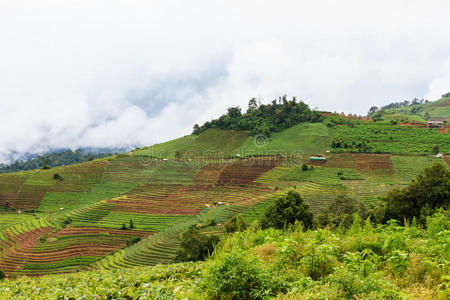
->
0, 147, 131, 174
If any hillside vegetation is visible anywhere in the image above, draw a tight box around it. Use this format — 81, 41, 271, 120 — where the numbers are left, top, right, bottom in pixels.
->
0, 211, 448, 299
0, 95, 448, 297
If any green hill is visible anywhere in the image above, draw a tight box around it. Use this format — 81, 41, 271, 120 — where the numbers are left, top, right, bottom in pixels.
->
0, 96, 448, 285
374, 94, 450, 123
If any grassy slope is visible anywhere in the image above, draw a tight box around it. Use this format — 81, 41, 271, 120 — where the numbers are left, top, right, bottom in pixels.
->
330, 123, 450, 154
134, 128, 249, 158
235, 122, 330, 156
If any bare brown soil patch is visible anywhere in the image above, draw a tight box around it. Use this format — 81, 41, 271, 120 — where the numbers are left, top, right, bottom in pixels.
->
352, 154, 394, 170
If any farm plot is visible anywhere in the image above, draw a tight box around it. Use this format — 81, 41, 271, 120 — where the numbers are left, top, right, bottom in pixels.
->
109, 184, 275, 215
13, 170, 58, 209
391, 155, 447, 183
49, 160, 107, 192
342, 180, 400, 205
0, 213, 35, 230
38, 181, 138, 213
323, 153, 355, 169
17, 227, 153, 276
193, 163, 227, 186
0, 218, 54, 277
0, 173, 29, 207
330, 123, 450, 154
94, 213, 203, 270
144, 162, 203, 185
218, 157, 280, 185
352, 154, 394, 171
102, 156, 154, 183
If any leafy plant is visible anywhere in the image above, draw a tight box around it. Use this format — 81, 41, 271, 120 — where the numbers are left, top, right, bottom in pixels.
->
260, 191, 313, 230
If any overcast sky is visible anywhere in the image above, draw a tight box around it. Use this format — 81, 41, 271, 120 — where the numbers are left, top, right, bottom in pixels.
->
1, 1, 449, 163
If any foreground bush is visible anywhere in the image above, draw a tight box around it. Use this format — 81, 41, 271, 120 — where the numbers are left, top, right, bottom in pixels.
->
174, 226, 220, 262
0, 212, 448, 299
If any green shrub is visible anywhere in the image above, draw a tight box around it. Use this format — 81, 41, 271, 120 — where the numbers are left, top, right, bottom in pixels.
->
382, 163, 450, 224
205, 250, 280, 299
260, 191, 313, 230
225, 215, 247, 233
0, 269, 4, 280
175, 226, 220, 262
126, 237, 141, 246
317, 195, 368, 229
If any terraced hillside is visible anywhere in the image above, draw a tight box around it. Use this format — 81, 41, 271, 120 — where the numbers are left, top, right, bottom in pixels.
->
379, 95, 450, 123
0, 122, 449, 278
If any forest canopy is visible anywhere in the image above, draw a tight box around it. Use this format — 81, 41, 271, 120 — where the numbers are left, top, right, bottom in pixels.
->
193, 95, 324, 136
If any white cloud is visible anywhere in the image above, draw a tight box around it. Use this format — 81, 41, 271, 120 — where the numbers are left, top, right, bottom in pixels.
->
0, 0, 449, 163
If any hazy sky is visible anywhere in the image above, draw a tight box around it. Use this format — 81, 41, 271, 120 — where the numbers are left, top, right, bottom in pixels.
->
1, 1, 449, 163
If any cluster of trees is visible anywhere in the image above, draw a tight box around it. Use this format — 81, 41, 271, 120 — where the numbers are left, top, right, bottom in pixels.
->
331, 139, 372, 152
0, 149, 114, 174
193, 96, 324, 136
381, 163, 449, 224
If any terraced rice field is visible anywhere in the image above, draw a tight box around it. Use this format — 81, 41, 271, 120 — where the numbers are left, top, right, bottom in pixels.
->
0, 144, 448, 278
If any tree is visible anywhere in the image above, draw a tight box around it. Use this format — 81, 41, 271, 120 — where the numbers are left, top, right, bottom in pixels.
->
41, 157, 51, 170
433, 145, 440, 155
260, 191, 313, 229
225, 215, 247, 233
317, 195, 367, 229
310, 111, 324, 122
121, 223, 127, 230
0, 269, 4, 280
175, 226, 220, 262
129, 219, 135, 229
193, 124, 201, 135
368, 106, 378, 116
382, 163, 450, 224
247, 97, 258, 111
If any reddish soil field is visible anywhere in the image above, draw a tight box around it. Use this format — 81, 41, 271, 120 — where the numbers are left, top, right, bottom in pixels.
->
0, 226, 152, 277
217, 157, 280, 185
352, 154, 394, 170
0, 227, 54, 276
48, 226, 153, 238
193, 163, 227, 186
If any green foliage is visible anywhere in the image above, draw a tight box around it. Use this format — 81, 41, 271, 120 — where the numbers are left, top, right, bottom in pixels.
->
52, 173, 62, 180
121, 223, 127, 230
225, 214, 247, 233
383, 163, 450, 223
433, 144, 440, 154
0, 269, 4, 280
126, 237, 141, 246
317, 195, 368, 229
175, 226, 220, 262
129, 219, 135, 229
260, 191, 313, 229
194, 95, 317, 136
205, 250, 279, 299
